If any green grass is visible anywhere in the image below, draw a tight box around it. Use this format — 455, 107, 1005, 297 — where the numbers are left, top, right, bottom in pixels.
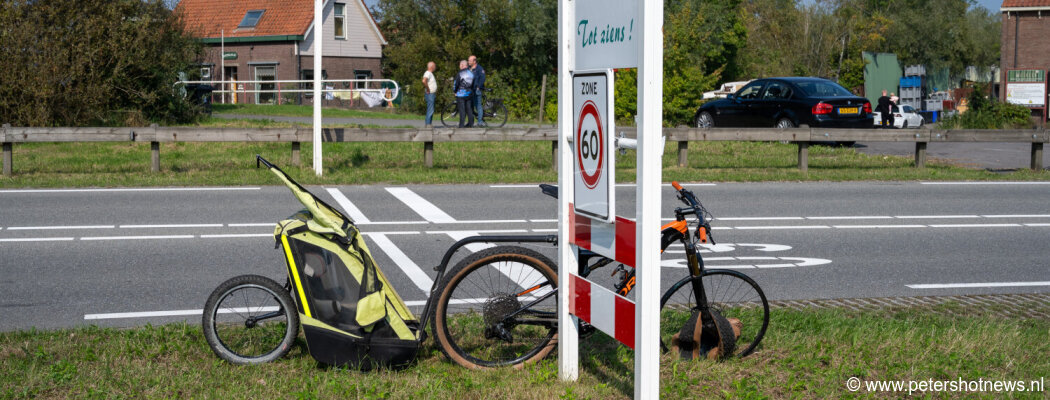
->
1, 140, 1047, 188
212, 104, 425, 120
2, 305, 1047, 399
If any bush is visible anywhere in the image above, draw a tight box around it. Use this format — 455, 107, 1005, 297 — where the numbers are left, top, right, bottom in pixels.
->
0, 0, 203, 126
940, 85, 1033, 129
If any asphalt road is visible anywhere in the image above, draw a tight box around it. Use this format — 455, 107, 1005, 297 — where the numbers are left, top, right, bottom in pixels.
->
1, 181, 1048, 331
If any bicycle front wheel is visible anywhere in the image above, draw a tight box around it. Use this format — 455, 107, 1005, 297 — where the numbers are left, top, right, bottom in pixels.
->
489, 103, 508, 127
660, 270, 769, 358
432, 246, 558, 369
202, 275, 299, 365
440, 103, 458, 127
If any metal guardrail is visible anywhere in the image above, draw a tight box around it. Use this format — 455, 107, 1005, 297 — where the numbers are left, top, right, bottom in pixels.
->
1, 124, 1046, 176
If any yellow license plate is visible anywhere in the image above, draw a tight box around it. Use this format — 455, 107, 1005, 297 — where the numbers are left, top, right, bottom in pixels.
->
838, 107, 859, 115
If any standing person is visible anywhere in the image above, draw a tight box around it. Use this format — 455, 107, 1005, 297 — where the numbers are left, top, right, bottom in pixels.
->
454, 60, 475, 128
422, 62, 437, 127
468, 55, 486, 127
876, 90, 893, 128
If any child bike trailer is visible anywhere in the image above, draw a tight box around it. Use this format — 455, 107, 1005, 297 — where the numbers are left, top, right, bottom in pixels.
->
266, 157, 421, 370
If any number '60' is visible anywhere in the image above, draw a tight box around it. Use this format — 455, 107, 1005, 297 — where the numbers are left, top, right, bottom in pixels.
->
579, 130, 599, 160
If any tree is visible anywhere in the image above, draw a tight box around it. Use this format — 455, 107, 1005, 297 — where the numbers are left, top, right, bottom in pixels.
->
0, 0, 203, 126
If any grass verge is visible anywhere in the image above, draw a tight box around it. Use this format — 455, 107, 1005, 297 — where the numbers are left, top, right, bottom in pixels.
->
1, 140, 1047, 188
212, 104, 424, 120
2, 304, 1047, 399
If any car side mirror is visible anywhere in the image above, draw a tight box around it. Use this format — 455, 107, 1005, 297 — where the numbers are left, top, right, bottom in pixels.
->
727, 93, 737, 101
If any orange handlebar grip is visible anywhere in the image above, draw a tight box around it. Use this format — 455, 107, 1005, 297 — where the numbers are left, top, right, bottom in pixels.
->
698, 227, 709, 243
671, 181, 684, 191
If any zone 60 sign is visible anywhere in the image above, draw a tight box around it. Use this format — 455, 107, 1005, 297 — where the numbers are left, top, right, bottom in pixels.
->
573, 71, 615, 222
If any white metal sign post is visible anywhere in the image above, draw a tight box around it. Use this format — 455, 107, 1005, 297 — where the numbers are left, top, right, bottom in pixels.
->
558, 0, 663, 397
312, 0, 324, 176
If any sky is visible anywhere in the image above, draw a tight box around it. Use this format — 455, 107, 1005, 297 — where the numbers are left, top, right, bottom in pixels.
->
975, 0, 1001, 11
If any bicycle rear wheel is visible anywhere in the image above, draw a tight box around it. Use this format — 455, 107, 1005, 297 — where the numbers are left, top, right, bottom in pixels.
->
440, 103, 458, 127
432, 246, 558, 369
660, 269, 769, 358
202, 275, 299, 365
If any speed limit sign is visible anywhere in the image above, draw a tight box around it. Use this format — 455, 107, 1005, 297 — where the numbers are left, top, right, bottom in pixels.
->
573, 71, 615, 222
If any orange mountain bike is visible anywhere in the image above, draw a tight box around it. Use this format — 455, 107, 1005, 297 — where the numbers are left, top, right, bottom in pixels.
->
428, 182, 769, 369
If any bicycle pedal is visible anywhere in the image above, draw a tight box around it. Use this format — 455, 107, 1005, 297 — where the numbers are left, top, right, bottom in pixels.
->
578, 321, 597, 338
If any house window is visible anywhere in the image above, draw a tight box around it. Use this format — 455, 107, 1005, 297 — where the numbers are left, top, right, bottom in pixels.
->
300, 69, 328, 97
254, 65, 277, 104
200, 66, 212, 80
354, 70, 372, 89
334, 3, 346, 39
239, 10, 264, 28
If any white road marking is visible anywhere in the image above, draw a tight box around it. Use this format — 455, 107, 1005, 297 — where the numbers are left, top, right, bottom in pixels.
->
717, 217, 804, 221
1025, 223, 1050, 227
360, 231, 422, 236
200, 234, 273, 238
0, 237, 75, 242
442, 230, 551, 290
833, 225, 926, 229
367, 233, 433, 292
532, 229, 558, 233
895, 215, 980, 219
0, 187, 262, 193
80, 235, 195, 241
920, 182, 1050, 185
530, 219, 558, 223
227, 223, 276, 227
6, 225, 115, 230
325, 188, 372, 224
805, 216, 893, 220
85, 306, 280, 320
443, 219, 529, 224
983, 214, 1050, 218
928, 224, 1021, 228
907, 281, 1050, 289
385, 187, 457, 223
733, 225, 831, 230
358, 221, 430, 225
119, 224, 224, 229
439, 230, 530, 252
489, 185, 540, 188
662, 256, 832, 269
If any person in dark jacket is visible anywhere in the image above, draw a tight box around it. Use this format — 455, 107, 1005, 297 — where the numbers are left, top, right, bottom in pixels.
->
454, 60, 475, 128
876, 89, 894, 128
469, 55, 486, 127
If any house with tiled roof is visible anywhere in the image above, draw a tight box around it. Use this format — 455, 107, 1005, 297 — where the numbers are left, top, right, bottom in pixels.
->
1000, 0, 1050, 113
176, 0, 387, 105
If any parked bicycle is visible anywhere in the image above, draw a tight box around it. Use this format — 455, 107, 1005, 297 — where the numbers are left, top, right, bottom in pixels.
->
201, 157, 768, 370
440, 88, 509, 128
431, 182, 770, 368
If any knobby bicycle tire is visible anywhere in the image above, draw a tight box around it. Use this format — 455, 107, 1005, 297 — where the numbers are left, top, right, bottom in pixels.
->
660, 269, 769, 358
202, 275, 300, 365
431, 246, 559, 369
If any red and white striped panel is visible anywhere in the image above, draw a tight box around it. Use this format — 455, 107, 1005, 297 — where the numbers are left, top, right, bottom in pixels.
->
568, 204, 637, 268
568, 274, 636, 348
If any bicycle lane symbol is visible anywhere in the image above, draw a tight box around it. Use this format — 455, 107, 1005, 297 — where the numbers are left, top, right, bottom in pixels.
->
660, 243, 833, 269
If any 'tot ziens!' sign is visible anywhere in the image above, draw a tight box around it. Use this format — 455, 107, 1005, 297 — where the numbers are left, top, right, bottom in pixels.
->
1008, 69, 1044, 83
575, 0, 638, 70
1006, 69, 1046, 107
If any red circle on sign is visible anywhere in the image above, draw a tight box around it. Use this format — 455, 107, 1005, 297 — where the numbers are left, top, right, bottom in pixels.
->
576, 100, 604, 189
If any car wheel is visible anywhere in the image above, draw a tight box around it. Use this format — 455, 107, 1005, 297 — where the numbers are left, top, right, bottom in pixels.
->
695, 111, 714, 128
775, 118, 795, 129
902, 121, 909, 129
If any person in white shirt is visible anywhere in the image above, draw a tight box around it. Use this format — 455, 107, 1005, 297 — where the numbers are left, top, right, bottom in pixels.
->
422, 62, 437, 127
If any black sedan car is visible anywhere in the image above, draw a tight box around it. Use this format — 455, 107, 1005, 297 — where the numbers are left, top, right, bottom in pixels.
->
694, 77, 873, 129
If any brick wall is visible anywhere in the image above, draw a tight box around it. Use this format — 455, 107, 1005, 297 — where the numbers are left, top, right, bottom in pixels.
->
1000, 11, 1050, 100
199, 42, 383, 106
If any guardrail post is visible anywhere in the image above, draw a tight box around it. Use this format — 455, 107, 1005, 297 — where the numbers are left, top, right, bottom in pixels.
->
915, 142, 927, 168
149, 124, 160, 173
424, 141, 434, 168
1, 122, 10, 175
1033, 142, 1045, 170
797, 141, 809, 173
552, 140, 558, 170
677, 141, 688, 167
291, 142, 301, 166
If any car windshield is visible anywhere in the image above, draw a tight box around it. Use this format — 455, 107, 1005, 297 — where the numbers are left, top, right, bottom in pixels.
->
795, 80, 853, 97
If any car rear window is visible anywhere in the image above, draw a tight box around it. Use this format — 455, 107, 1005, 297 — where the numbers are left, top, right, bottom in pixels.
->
795, 81, 853, 97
